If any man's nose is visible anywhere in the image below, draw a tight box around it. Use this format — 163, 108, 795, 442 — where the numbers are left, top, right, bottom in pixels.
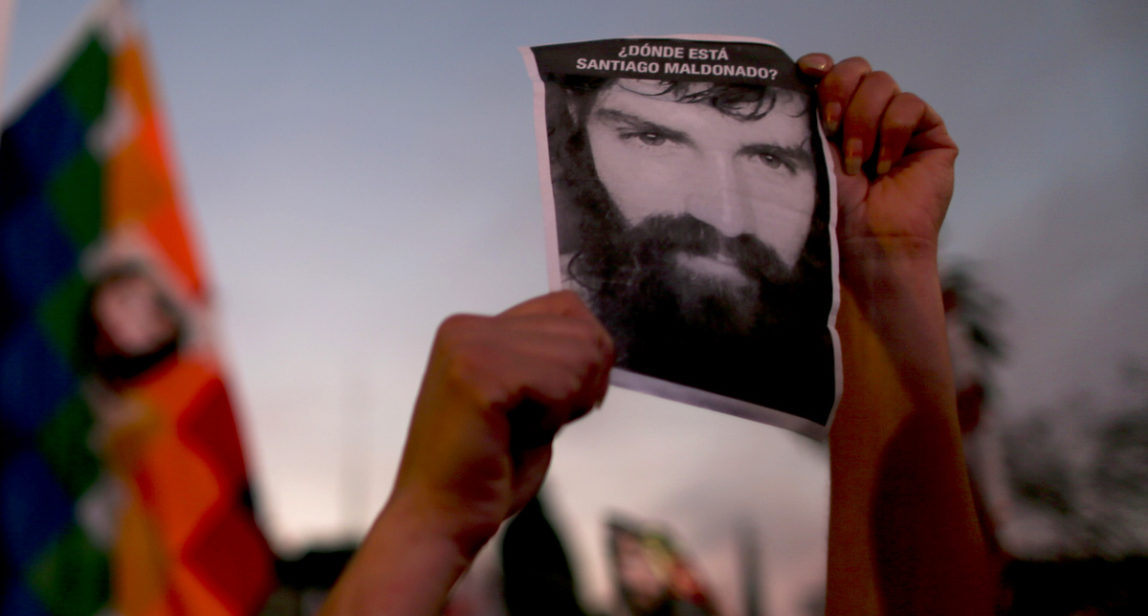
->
682, 157, 753, 238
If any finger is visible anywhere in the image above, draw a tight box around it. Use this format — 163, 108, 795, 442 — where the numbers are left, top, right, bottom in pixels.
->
440, 298, 609, 362
459, 319, 609, 418
435, 295, 613, 430
501, 290, 592, 320
490, 319, 612, 416
495, 330, 609, 386
488, 315, 614, 382
435, 311, 611, 399
508, 336, 611, 412
905, 100, 959, 155
586, 339, 613, 411
840, 70, 900, 176
817, 56, 871, 135
796, 53, 833, 80
498, 296, 613, 360
492, 309, 605, 340
874, 92, 926, 175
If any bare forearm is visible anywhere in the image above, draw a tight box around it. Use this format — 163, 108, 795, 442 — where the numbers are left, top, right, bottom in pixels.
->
840, 239, 956, 413
318, 496, 473, 616
828, 243, 992, 614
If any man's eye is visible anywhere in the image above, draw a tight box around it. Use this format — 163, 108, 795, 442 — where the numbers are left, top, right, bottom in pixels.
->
623, 131, 667, 146
757, 153, 794, 173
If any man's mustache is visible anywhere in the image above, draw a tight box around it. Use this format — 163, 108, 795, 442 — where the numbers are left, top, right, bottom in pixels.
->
619, 214, 794, 283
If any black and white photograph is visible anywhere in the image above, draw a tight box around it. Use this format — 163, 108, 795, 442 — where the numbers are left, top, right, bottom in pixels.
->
524, 37, 841, 436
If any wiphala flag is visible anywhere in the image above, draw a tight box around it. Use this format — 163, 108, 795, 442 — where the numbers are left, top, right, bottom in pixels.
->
0, 1, 274, 614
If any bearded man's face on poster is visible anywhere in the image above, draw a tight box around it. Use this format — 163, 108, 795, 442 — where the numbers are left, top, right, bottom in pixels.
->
532, 40, 839, 428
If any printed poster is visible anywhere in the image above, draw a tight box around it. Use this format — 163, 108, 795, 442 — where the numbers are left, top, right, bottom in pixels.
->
523, 36, 841, 438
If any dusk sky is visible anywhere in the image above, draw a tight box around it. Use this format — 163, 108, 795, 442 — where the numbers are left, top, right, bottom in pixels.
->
4, 1, 1146, 614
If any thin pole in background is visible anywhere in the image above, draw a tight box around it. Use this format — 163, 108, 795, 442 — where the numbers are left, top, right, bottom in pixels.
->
341, 361, 371, 537
740, 520, 768, 616
0, 0, 16, 105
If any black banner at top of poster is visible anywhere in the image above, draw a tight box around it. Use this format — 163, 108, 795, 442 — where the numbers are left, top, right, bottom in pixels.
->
530, 37, 804, 91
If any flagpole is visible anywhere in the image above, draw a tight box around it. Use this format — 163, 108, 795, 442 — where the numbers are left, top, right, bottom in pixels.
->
739, 521, 767, 616
342, 362, 369, 537
0, 0, 15, 106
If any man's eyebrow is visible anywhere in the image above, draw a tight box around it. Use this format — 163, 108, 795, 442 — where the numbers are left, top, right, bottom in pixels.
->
740, 140, 815, 169
592, 108, 693, 144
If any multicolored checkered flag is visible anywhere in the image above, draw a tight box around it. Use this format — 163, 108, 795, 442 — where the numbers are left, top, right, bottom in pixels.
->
0, 1, 275, 613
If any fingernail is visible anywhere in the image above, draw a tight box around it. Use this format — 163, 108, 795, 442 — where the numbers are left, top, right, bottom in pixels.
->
844, 138, 863, 175
876, 147, 891, 175
824, 101, 841, 134
806, 56, 831, 74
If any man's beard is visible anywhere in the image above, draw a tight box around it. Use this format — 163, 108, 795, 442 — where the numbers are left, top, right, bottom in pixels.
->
571, 211, 802, 355
601, 213, 795, 328
568, 210, 832, 416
